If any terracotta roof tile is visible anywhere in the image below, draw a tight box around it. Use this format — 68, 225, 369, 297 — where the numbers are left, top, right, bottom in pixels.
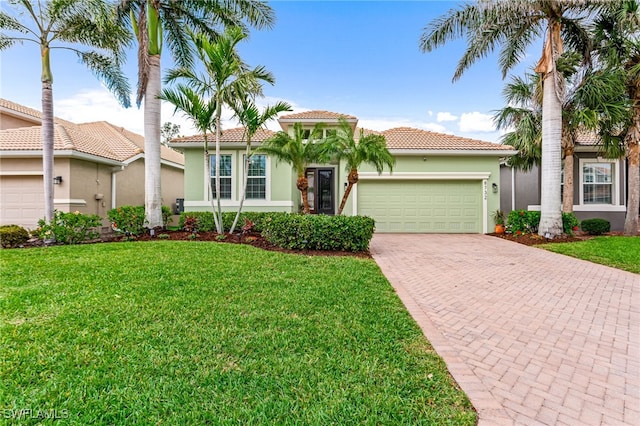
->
382, 127, 514, 151
0, 98, 76, 126
171, 127, 276, 144
280, 110, 357, 120
0, 101, 184, 165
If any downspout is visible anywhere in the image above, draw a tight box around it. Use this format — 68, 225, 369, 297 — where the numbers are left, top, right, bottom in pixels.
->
511, 166, 516, 211
111, 165, 125, 209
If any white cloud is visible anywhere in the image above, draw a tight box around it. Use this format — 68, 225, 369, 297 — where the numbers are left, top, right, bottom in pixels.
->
458, 112, 496, 133
436, 112, 458, 122
427, 110, 433, 117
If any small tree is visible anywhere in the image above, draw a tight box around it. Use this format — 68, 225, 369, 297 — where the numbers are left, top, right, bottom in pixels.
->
325, 118, 395, 215
257, 122, 327, 214
229, 99, 292, 233
161, 122, 181, 145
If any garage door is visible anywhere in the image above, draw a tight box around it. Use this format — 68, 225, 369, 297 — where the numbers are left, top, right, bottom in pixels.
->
357, 180, 482, 233
0, 175, 44, 230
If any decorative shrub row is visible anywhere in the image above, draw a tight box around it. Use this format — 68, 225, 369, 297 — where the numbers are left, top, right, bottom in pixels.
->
506, 210, 580, 235
581, 218, 611, 235
0, 225, 30, 248
107, 205, 173, 236
178, 211, 272, 233
37, 210, 102, 244
179, 211, 376, 252
261, 214, 375, 252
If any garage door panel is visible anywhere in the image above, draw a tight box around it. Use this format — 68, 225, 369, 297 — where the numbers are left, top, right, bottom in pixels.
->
358, 180, 481, 233
1, 176, 44, 229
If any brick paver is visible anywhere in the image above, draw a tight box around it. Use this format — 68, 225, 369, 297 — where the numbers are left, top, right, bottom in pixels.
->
370, 234, 639, 425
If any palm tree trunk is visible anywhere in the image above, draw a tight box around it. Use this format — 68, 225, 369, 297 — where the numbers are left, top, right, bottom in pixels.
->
536, 23, 563, 238
624, 115, 639, 235
297, 176, 310, 214
337, 169, 359, 215
214, 101, 223, 233
144, 54, 163, 229
230, 141, 251, 234
41, 74, 54, 227
204, 134, 221, 233
562, 145, 574, 213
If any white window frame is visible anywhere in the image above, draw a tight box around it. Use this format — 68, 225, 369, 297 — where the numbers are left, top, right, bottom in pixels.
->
576, 158, 623, 212
243, 154, 270, 201
207, 152, 236, 201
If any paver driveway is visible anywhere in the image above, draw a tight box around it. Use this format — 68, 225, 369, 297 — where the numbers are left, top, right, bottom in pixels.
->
370, 234, 639, 426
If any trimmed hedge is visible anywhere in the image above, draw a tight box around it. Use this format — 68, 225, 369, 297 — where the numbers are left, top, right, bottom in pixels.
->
37, 210, 102, 244
0, 225, 30, 248
179, 211, 376, 252
506, 210, 580, 235
178, 211, 274, 233
261, 214, 375, 252
581, 218, 610, 235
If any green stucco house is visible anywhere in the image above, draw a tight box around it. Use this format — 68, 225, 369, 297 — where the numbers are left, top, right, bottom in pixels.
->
169, 110, 516, 233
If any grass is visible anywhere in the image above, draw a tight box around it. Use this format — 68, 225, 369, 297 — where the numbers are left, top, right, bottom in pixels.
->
0, 242, 475, 425
540, 236, 640, 274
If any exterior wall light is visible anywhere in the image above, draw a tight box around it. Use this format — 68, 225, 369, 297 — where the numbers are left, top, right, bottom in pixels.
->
492, 182, 498, 193
53, 176, 63, 185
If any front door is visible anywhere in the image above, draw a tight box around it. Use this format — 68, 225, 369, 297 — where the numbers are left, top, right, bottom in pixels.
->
306, 168, 334, 215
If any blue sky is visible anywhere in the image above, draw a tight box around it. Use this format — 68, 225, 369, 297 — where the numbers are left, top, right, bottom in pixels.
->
0, 1, 539, 142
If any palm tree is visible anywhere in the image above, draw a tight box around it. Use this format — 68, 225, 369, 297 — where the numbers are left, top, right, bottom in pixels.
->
229, 99, 292, 234
324, 118, 395, 215
420, 0, 604, 238
164, 27, 275, 233
257, 123, 327, 214
593, 0, 640, 235
495, 66, 628, 213
158, 85, 221, 231
116, 0, 274, 229
0, 0, 131, 227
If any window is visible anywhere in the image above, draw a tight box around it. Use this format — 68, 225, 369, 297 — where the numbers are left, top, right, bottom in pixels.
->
210, 154, 232, 199
245, 155, 266, 199
582, 162, 613, 204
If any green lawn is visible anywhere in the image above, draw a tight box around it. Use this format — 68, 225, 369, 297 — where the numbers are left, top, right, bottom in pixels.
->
540, 236, 640, 274
1, 242, 475, 425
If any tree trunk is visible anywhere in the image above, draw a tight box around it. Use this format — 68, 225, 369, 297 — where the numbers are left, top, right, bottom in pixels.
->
204, 135, 221, 233
144, 54, 163, 229
40, 44, 54, 227
562, 145, 574, 213
337, 169, 359, 215
41, 80, 54, 227
624, 116, 639, 236
214, 101, 223, 233
297, 176, 310, 214
536, 23, 564, 238
230, 141, 252, 234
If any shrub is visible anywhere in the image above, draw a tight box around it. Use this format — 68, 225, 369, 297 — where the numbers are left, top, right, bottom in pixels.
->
581, 218, 610, 235
162, 206, 173, 226
506, 210, 540, 234
562, 212, 580, 235
37, 210, 102, 244
108, 206, 146, 236
0, 225, 30, 248
179, 211, 275, 233
506, 210, 580, 236
261, 213, 375, 252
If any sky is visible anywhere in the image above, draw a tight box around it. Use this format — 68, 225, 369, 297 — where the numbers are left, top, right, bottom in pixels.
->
0, 1, 541, 143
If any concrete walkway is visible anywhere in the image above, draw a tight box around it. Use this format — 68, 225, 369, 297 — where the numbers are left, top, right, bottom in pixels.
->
370, 234, 639, 426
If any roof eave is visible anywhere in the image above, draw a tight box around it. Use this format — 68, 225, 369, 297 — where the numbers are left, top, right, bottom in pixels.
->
0, 149, 124, 165
389, 149, 518, 156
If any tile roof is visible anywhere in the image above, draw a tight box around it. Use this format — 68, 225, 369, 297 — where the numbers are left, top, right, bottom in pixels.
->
381, 127, 514, 151
0, 98, 76, 126
0, 100, 184, 165
279, 110, 357, 120
171, 127, 276, 144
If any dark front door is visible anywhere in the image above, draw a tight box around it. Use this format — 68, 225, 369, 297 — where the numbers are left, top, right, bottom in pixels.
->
306, 168, 334, 215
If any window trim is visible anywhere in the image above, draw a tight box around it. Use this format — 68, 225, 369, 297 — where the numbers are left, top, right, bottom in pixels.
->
208, 152, 236, 201
578, 158, 620, 210
243, 154, 270, 200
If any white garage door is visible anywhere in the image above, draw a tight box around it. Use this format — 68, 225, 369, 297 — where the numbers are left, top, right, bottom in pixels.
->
358, 180, 482, 233
0, 175, 44, 230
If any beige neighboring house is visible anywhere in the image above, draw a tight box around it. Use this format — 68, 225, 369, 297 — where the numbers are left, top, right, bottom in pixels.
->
0, 98, 184, 230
